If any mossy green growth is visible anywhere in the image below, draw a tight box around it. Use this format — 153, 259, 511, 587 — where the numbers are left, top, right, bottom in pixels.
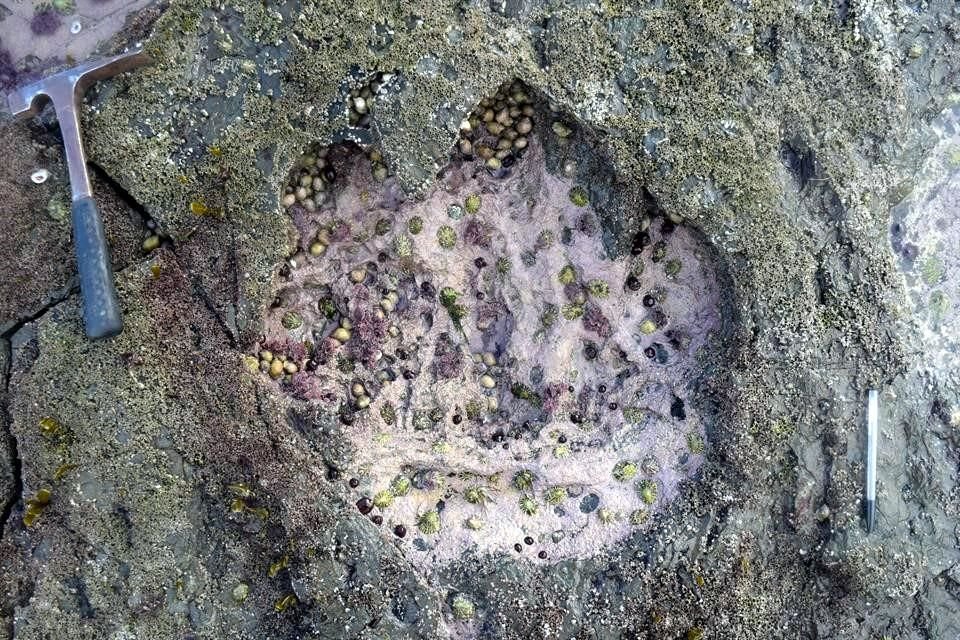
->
496, 256, 512, 275
375, 217, 392, 235
629, 508, 649, 525
622, 406, 645, 424
464, 193, 482, 214
267, 554, 289, 578
417, 510, 441, 534
282, 311, 303, 330
510, 382, 542, 406
558, 264, 577, 285
51, 0, 75, 14
513, 469, 536, 491
638, 319, 657, 334
637, 479, 658, 505
439, 287, 468, 330
613, 460, 638, 482
437, 225, 457, 249
569, 185, 589, 206
318, 298, 337, 319
664, 259, 682, 277
408, 216, 424, 235
336, 355, 355, 373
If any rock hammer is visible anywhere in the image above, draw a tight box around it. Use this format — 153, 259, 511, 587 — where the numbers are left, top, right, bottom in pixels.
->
7, 48, 151, 339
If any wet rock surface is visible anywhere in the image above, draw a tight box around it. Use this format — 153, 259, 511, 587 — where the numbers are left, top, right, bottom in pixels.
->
0, 0, 959, 639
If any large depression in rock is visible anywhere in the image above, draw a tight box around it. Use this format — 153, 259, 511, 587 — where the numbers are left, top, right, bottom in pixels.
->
251, 86, 725, 568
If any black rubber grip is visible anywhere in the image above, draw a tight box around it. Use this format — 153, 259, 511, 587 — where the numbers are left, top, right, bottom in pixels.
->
71, 196, 123, 339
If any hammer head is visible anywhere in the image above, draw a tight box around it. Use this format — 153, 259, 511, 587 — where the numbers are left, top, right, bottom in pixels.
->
7, 47, 151, 116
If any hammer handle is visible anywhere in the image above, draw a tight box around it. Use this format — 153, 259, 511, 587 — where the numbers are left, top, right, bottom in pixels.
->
71, 196, 123, 338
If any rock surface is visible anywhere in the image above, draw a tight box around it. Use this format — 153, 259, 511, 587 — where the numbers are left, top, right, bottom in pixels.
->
0, 0, 959, 638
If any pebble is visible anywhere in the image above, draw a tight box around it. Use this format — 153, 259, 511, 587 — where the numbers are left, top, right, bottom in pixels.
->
349, 268, 367, 283
479, 375, 496, 389
351, 382, 366, 397
268, 359, 284, 379
579, 493, 600, 513
281, 194, 296, 207
142, 235, 160, 252
356, 395, 371, 409
482, 352, 496, 366
331, 327, 351, 343
309, 242, 326, 256
283, 361, 298, 374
